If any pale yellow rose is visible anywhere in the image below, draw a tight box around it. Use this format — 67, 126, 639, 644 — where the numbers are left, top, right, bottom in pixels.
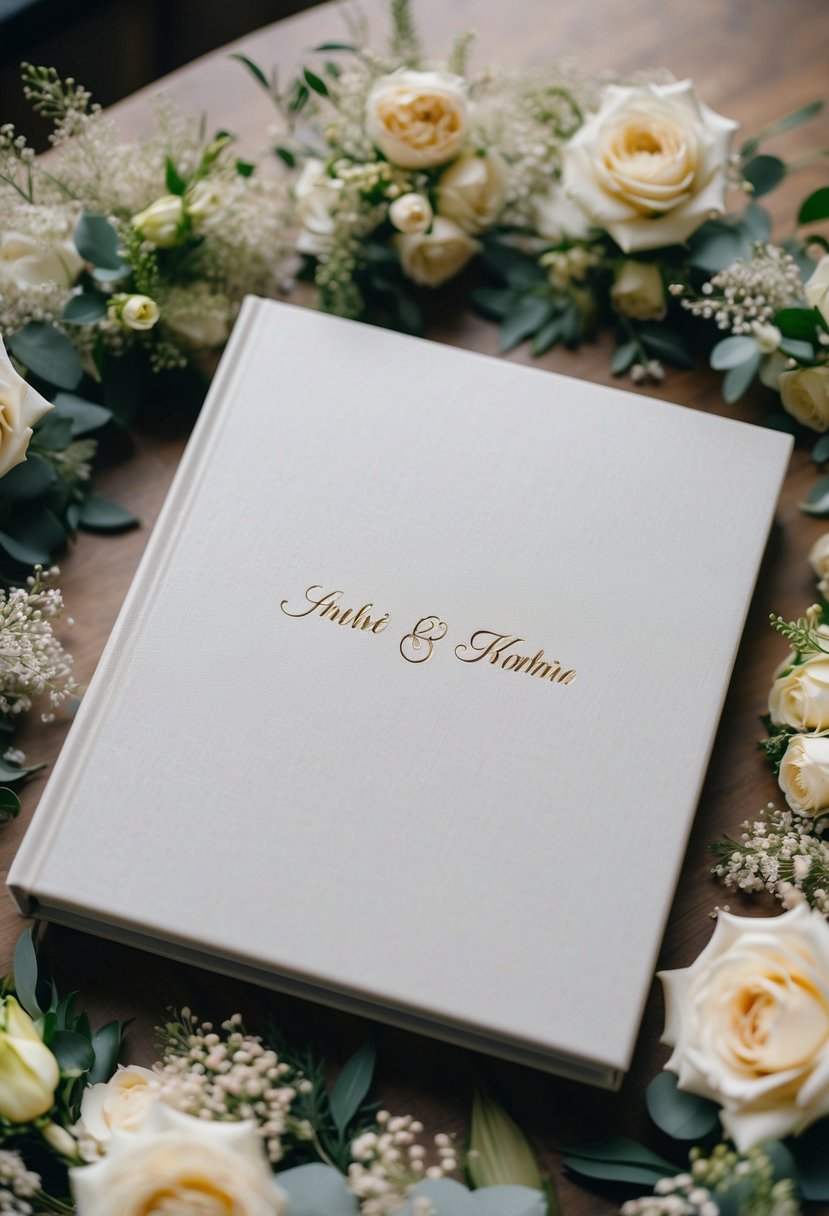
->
562, 81, 738, 253
435, 150, 508, 234
395, 216, 480, 287
71, 1104, 287, 1216
805, 254, 829, 327
769, 652, 829, 731
294, 159, 341, 256
131, 195, 185, 248
389, 192, 433, 235
0, 334, 53, 479
0, 230, 83, 290
779, 734, 829, 816
366, 70, 468, 169
78, 1065, 159, 1151
810, 533, 829, 582
660, 904, 829, 1151
0, 996, 60, 1123
610, 260, 666, 321
780, 366, 829, 432
116, 295, 160, 331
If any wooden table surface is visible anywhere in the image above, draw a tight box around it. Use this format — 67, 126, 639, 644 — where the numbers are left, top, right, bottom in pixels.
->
2, 0, 828, 1210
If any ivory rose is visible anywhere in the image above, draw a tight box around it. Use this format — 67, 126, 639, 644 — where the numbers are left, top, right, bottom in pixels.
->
78, 1065, 159, 1150
562, 81, 738, 253
0, 996, 59, 1123
0, 230, 83, 291
533, 184, 592, 243
117, 295, 160, 331
131, 195, 185, 248
610, 260, 666, 320
71, 1104, 287, 1216
659, 905, 829, 1151
395, 216, 480, 287
435, 149, 508, 234
0, 335, 53, 479
294, 158, 341, 256
161, 287, 231, 349
810, 533, 829, 582
779, 734, 829, 817
805, 254, 829, 326
389, 192, 433, 235
365, 70, 468, 169
769, 651, 829, 731
780, 366, 829, 432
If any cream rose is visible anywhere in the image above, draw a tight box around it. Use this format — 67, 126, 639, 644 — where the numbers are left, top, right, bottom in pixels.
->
660, 904, 829, 1151
395, 216, 480, 287
0, 230, 83, 291
769, 652, 829, 731
71, 1104, 287, 1216
131, 195, 185, 248
0, 335, 53, 480
116, 295, 160, 332
779, 735, 829, 817
610, 260, 666, 321
294, 159, 341, 256
389, 192, 433, 235
366, 70, 468, 169
435, 149, 508, 234
805, 254, 829, 327
78, 1065, 159, 1150
0, 996, 60, 1123
533, 185, 593, 243
810, 533, 829, 582
780, 366, 829, 432
562, 81, 738, 253
161, 288, 231, 350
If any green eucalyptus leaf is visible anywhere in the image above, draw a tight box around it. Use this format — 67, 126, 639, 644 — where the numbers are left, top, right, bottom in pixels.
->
77, 493, 139, 534
51, 1028, 95, 1077
88, 1020, 123, 1085
812, 433, 829, 464
500, 297, 554, 353
0, 529, 51, 567
687, 224, 743, 273
0, 756, 44, 784
779, 337, 815, 362
799, 186, 829, 225
63, 293, 107, 325
561, 1137, 677, 1172
531, 318, 562, 357
482, 243, 546, 289
275, 1164, 359, 1216
52, 393, 112, 436
722, 350, 762, 403
742, 154, 786, 198
74, 213, 126, 272
7, 324, 83, 391
741, 201, 772, 242
801, 473, 829, 516
611, 341, 638, 376
560, 304, 582, 347
0, 453, 57, 500
563, 1158, 675, 1186
472, 1186, 547, 1216
0, 787, 20, 823
638, 324, 694, 369
741, 99, 823, 159
468, 286, 517, 320
645, 1072, 720, 1141
33, 415, 74, 452
329, 1039, 376, 1135
12, 928, 42, 1018
710, 335, 759, 370
775, 307, 822, 341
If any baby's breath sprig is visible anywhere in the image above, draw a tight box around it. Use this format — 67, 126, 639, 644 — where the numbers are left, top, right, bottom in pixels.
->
711, 804, 829, 913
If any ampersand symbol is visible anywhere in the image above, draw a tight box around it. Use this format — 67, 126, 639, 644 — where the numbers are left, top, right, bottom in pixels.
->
400, 616, 448, 664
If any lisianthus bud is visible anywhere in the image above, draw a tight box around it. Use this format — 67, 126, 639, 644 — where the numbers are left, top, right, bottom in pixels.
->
131, 195, 185, 248
389, 193, 433, 235
0, 996, 60, 1123
110, 294, 160, 331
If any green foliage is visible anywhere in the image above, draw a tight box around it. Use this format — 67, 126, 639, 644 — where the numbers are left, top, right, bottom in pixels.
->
769, 606, 829, 657
390, 0, 422, 65
8, 325, 82, 391
562, 1136, 678, 1187
645, 1072, 720, 1141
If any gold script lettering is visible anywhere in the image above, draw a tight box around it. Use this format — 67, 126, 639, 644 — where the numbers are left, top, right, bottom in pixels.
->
280, 586, 389, 634
454, 631, 576, 685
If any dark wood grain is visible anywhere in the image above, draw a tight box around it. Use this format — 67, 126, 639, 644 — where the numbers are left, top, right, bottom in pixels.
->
1, 1, 828, 1211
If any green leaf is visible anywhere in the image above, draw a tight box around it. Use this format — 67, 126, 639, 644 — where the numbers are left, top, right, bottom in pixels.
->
13, 928, 42, 1017
303, 68, 329, 96
775, 307, 822, 341
722, 350, 761, 403
688, 223, 743, 273
0, 756, 44, 784
235, 159, 255, 178
638, 324, 694, 369
710, 335, 758, 370
32, 414, 74, 452
329, 1039, 376, 1136
763, 411, 802, 436
62, 293, 107, 325
77, 493, 138, 534
531, 318, 562, 357
0, 529, 51, 567
52, 393, 112, 436
88, 1020, 122, 1084
51, 1028, 95, 1077
611, 341, 637, 376
275, 147, 296, 168
312, 41, 359, 52
0, 787, 20, 822
10, 503, 66, 556
0, 452, 57, 500
74, 212, 126, 272
801, 473, 829, 516
741, 201, 772, 242
275, 1163, 359, 1216
468, 286, 517, 321
472, 1187, 547, 1216
102, 349, 146, 427
813, 433, 829, 464
788, 1116, 829, 1199
230, 53, 271, 92
165, 156, 187, 196
482, 243, 547, 289
290, 82, 310, 113
741, 99, 823, 158
500, 297, 554, 352
645, 1072, 720, 1141
779, 337, 815, 361
800, 187, 829, 225
743, 154, 786, 198
7, 323, 83, 391
469, 1091, 543, 1191
563, 1157, 675, 1186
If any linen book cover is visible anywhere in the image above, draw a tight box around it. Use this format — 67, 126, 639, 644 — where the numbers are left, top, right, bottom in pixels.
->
8, 298, 792, 1088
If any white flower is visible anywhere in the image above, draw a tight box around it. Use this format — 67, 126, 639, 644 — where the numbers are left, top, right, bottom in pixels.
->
294, 159, 341, 256
562, 81, 738, 252
805, 254, 829, 327
161, 288, 231, 349
780, 366, 829, 432
751, 321, 781, 353
131, 195, 185, 248
659, 904, 829, 1151
779, 734, 829, 816
0, 997, 59, 1123
532, 185, 593, 243
610, 260, 666, 320
810, 533, 829, 582
389, 193, 433, 235
0, 230, 83, 290
365, 70, 468, 169
395, 216, 480, 287
0, 335, 53, 479
769, 651, 829, 731
71, 1104, 287, 1216
78, 1066, 159, 1150
435, 149, 508, 234
114, 294, 160, 331
185, 179, 226, 225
